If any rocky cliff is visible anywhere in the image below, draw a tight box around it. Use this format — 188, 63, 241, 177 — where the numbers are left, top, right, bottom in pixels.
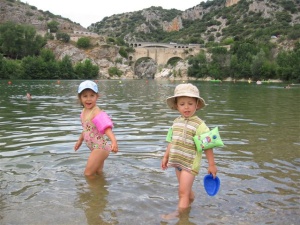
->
163, 16, 183, 32
44, 40, 136, 79
225, 0, 240, 7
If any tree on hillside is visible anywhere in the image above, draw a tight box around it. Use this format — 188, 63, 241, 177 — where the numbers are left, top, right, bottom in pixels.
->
74, 60, 99, 79
56, 32, 70, 43
59, 55, 75, 79
276, 41, 300, 82
188, 52, 209, 78
0, 22, 46, 59
47, 20, 60, 33
209, 47, 230, 79
0, 54, 23, 79
21, 56, 49, 79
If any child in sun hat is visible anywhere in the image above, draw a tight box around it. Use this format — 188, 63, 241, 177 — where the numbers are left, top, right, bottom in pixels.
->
74, 80, 118, 177
161, 83, 217, 218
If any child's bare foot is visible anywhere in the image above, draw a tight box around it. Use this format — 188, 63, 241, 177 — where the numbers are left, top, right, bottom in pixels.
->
161, 210, 179, 220
161, 207, 192, 221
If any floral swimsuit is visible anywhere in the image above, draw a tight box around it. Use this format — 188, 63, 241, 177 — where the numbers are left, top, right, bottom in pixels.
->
81, 108, 112, 151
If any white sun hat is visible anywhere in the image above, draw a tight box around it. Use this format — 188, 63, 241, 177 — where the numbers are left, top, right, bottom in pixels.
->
166, 83, 206, 110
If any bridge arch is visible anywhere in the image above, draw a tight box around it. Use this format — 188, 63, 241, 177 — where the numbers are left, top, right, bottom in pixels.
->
128, 42, 201, 65
166, 56, 184, 65
130, 48, 197, 65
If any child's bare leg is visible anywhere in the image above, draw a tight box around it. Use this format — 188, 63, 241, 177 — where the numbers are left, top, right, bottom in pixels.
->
161, 169, 182, 220
161, 170, 195, 220
84, 149, 109, 177
96, 157, 107, 175
189, 191, 195, 205
178, 170, 195, 209
176, 169, 195, 206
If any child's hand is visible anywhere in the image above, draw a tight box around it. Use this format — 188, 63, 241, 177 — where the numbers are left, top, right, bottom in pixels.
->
105, 129, 118, 153
74, 134, 83, 151
111, 141, 118, 153
161, 157, 168, 170
207, 164, 217, 178
74, 141, 82, 151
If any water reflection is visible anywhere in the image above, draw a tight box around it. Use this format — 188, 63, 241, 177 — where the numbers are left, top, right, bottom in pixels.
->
0, 80, 299, 224
75, 175, 114, 225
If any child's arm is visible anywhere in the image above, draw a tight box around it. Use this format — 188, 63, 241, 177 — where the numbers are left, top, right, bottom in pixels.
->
74, 132, 84, 151
105, 128, 118, 153
161, 143, 171, 170
204, 148, 217, 178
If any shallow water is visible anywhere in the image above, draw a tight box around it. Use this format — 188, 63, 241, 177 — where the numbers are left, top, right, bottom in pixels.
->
0, 80, 299, 225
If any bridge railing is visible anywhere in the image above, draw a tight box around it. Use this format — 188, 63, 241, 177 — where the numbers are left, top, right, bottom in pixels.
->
128, 42, 201, 49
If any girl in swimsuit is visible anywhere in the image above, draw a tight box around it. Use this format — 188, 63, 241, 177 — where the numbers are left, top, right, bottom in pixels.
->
74, 80, 118, 177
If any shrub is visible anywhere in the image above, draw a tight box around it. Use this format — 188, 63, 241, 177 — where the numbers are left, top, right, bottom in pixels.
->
77, 37, 90, 48
108, 67, 123, 77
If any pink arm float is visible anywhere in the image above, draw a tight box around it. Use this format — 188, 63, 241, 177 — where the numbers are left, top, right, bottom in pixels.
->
92, 112, 113, 134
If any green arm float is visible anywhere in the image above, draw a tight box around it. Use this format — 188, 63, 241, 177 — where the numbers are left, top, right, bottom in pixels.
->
166, 127, 173, 142
193, 127, 224, 153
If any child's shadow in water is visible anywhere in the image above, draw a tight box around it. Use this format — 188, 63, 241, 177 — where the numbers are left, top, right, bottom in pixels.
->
76, 174, 115, 225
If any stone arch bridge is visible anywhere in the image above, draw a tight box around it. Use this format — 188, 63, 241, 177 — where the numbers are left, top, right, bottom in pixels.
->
128, 42, 202, 65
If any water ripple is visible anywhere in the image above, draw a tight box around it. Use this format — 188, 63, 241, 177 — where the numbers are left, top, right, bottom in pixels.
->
0, 80, 299, 224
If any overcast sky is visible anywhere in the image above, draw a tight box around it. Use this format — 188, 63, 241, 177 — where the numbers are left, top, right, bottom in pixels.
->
20, 0, 205, 28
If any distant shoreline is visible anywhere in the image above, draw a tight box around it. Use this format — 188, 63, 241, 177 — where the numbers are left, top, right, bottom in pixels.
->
152, 77, 284, 83
1, 78, 286, 83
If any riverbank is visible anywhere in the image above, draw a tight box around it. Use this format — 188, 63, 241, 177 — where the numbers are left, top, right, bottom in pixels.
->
152, 76, 283, 83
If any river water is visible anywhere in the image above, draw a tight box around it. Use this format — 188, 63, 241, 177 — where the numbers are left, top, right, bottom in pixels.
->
0, 80, 299, 225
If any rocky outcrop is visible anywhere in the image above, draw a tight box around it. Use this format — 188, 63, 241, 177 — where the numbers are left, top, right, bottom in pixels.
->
181, 5, 211, 21
134, 60, 157, 79
163, 16, 183, 32
44, 41, 135, 79
135, 23, 151, 33
133, 59, 189, 79
155, 61, 189, 80
142, 9, 161, 23
140, 9, 183, 33
248, 1, 281, 19
0, 0, 86, 32
225, 0, 240, 7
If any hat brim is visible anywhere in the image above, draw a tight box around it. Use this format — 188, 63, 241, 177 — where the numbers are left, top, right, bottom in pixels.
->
78, 87, 98, 94
78, 80, 98, 94
166, 94, 206, 110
